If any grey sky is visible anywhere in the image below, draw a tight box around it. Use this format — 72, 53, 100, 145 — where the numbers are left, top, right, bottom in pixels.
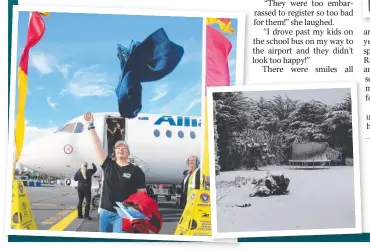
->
241, 88, 351, 106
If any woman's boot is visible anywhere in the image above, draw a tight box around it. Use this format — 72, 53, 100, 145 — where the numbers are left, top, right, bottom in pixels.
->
84, 205, 92, 220
77, 206, 83, 219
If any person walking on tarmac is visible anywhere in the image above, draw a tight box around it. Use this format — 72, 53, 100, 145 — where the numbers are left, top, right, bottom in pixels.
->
179, 156, 200, 209
84, 112, 147, 233
74, 162, 97, 220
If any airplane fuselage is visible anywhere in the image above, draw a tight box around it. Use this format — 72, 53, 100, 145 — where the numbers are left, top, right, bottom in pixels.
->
19, 113, 202, 187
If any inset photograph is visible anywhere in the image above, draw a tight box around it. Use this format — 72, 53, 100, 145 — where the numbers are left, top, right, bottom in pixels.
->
208, 83, 362, 238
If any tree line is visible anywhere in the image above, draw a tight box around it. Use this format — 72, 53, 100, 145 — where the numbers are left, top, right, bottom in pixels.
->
212, 92, 353, 172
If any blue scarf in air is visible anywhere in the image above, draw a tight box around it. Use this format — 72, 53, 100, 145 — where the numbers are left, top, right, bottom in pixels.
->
116, 28, 184, 118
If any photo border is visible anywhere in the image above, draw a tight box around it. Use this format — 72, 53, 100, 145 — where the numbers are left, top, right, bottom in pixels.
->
363, 0, 370, 18
207, 82, 362, 239
6, 4, 246, 242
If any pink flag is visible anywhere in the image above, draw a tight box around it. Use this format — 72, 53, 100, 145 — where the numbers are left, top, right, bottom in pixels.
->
205, 25, 232, 96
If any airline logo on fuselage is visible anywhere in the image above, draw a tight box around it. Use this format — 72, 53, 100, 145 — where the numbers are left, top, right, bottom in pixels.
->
154, 116, 201, 127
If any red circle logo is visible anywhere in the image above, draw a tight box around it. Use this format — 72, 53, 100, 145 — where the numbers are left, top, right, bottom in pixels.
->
64, 144, 73, 154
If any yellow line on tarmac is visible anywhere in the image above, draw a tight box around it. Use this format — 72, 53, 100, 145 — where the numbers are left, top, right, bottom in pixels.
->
33, 203, 58, 207
48, 209, 78, 231
42, 221, 57, 225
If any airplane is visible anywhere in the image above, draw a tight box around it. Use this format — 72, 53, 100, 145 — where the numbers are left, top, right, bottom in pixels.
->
18, 112, 202, 206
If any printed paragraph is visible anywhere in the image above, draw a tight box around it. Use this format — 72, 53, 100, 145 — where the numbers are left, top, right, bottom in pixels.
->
252, 0, 354, 74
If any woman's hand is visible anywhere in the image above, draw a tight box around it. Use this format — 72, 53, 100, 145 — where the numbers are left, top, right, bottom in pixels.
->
84, 112, 94, 123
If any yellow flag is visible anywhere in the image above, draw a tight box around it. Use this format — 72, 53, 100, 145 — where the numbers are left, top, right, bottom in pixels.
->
206, 17, 234, 34
203, 100, 209, 177
15, 12, 47, 162
14, 68, 28, 162
201, 99, 210, 189
38, 12, 50, 17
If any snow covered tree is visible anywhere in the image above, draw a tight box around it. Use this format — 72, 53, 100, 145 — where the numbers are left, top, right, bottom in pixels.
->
320, 110, 353, 162
319, 93, 353, 163
286, 100, 328, 142
269, 95, 299, 121
213, 91, 249, 171
213, 91, 353, 169
333, 93, 351, 113
213, 99, 221, 175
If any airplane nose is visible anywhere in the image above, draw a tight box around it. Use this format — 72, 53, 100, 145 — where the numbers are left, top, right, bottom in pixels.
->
18, 140, 38, 167
18, 145, 30, 165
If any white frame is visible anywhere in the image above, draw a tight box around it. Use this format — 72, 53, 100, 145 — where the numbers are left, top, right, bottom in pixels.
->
207, 82, 362, 239
7, 4, 246, 242
363, 0, 370, 17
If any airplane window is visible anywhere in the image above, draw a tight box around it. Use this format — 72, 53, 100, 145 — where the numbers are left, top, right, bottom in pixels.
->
138, 116, 149, 120
154, 129, 160, 137
74, 123, 84, 133
190, 131, 196, 139
178, 131, 184, 138
59, 123, 76, 133
166, 130, 172, 138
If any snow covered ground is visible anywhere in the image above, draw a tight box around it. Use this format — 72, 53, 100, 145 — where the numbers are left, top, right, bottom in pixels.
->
216, 166, 357, 233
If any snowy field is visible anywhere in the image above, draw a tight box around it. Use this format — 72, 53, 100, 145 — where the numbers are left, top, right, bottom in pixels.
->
216, 166, 357, 233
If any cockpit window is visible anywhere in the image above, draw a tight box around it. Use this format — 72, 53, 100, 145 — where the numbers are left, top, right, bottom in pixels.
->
74, 122, 84, 133
58, 123, 76, 133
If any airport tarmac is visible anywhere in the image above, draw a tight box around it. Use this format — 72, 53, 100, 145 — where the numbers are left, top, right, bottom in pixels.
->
26, 186, 182, 234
